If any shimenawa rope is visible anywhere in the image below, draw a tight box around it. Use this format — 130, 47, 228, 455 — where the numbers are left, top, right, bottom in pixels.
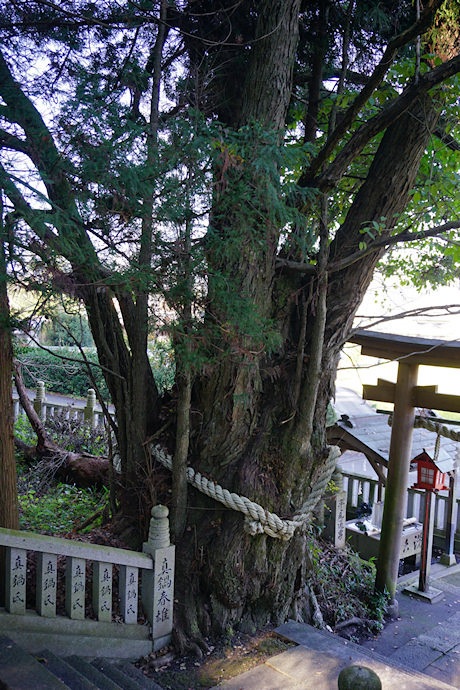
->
151, 444, 341, 540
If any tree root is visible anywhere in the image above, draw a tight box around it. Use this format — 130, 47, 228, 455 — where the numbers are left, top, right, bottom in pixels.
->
173, 627, 209, 658
305, 584, 327, 630
334, 617, 377, 632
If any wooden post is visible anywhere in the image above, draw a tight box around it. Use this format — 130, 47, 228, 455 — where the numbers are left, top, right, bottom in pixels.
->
441, 471, 457, 566
375, 362, 418, 612
419, 490, 436, 592
33, 381, 45, 419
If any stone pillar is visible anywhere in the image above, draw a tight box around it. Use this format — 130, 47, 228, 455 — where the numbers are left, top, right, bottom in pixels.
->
142, 505, 175, 652
334, 491, 347, 549
92, 561, 112, 622
441, 471, 458, 566
37, 552, 57, 617
65, 556, 86, 620
34, 381, 45, 419
5, 547, 26, 614
84, 388, 96, 428
120, 565, 139, 624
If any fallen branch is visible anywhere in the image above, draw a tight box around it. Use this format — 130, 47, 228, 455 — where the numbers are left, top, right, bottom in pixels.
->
73, 508, 105, 532
13, 360, 110, 487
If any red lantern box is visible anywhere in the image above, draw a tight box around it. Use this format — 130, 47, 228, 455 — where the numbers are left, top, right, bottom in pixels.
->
411, 449, 450, 492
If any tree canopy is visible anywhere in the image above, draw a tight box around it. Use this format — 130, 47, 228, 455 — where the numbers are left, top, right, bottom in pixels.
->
2, 0, 460, 645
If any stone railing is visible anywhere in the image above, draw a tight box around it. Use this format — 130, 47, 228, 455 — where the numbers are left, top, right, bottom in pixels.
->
13, 381, 107, 428
0, 505, 175, 654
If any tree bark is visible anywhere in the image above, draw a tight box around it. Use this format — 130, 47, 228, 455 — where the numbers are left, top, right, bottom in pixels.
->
172, 95, 442, 644
0, 224, 18, 530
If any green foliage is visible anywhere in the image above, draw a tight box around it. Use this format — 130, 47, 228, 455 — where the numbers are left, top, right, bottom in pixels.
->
40, 311, 94, 347
14, 346, 109, 399
148, 341, 175, 393
14, 340, 175, 401
18, 483, 108, 534
14, 413, 36, 447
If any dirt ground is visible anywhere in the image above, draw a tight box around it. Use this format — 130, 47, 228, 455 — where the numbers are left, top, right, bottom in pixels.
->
136, 627, 294, 690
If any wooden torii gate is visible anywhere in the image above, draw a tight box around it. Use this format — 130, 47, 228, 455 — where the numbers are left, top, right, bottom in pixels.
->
349, 330, 460, 613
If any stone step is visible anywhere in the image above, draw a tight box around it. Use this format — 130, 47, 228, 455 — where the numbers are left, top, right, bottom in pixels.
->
0, 609, 151, 660
0, 636, 67, 690
38, 649, 99, 690
0, 633, 163, 690
93, 659, 146, 689
116, 661, 163, 690
65, 655, 123, 690
66, 655, 163, 689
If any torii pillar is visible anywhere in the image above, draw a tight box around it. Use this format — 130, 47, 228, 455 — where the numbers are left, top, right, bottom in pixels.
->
374, 362, 418, 614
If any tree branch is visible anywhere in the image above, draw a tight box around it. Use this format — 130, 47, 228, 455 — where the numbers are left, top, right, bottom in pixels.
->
276, 220, 460, 276
329, 220, 460, 272
0, 130, 30, 156
13, 360, 57, 453
313, 54, 460, 194
298, 0, 446, 189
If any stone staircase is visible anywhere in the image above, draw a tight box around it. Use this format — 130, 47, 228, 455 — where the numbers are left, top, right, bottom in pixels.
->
0, 636, 163, 690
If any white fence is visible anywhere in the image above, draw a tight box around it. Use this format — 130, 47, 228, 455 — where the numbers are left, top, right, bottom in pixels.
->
342, 471, 460, 543
13, 381, 107, 428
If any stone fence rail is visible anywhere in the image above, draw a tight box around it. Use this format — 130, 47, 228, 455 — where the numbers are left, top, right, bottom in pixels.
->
0, 505, 175, 655
13, 381, 108, 428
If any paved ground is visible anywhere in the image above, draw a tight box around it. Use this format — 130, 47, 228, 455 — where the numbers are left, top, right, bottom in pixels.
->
212, 563, 460, 689
359, 564, 460, 688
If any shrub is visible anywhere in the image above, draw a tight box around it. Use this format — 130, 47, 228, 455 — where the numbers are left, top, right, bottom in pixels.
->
14, 346, 109, 398
15, 340, 175, 399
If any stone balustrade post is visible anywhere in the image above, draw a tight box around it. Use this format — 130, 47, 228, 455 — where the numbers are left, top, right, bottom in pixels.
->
84, 388, 97, 427
142, 505, 175, 652
34, 381, 45, 419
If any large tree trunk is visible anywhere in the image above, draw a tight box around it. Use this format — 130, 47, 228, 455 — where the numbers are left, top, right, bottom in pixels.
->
78, 283, 160, 539
171, 83, 440, 643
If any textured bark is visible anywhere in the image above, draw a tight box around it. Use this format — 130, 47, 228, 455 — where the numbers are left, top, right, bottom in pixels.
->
325, 93, 440, 353
1, 0, 456, 644
172, 95, 443, 643
0, 234, 18, 530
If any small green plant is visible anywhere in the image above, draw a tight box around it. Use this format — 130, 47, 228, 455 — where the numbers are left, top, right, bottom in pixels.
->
18, 483, 108, 534
306, 532, 385, 632
14, 414, 35, 446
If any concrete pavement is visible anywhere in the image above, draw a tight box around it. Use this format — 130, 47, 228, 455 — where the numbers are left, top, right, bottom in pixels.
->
212, 564, 460, 689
